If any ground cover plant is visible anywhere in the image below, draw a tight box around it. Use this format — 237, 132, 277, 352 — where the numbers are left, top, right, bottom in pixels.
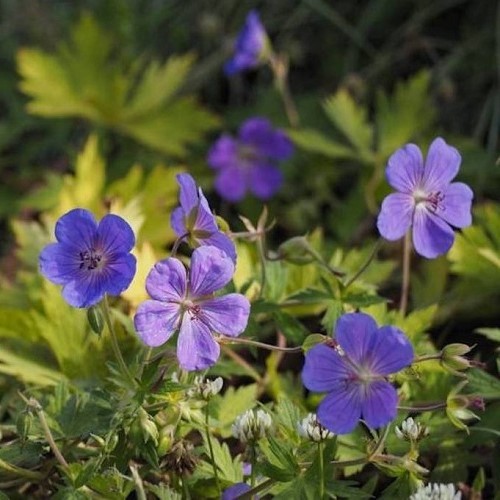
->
0, 1, 499, 498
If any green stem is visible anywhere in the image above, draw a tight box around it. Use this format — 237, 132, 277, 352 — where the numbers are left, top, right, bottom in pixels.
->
181, 475, 191, 500
221, 336, 303, 353
257, 236, 267, 299
171, 232, 189, 257
370, 425, 390, 458
413, 353, 442, 363
400, 231, 412, 316
0, 458, 44, 480
318, 441, 325, 499
220, 345, 262, 382
130, 464, 147, 500
398, 402, 447, 412
344, 239, 382, 289
205, 402, 221, 496
250, 443, 257, 488
102, 295, 136, 387
29, 398, 68, 469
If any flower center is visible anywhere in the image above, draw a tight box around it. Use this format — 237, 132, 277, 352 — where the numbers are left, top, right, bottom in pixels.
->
79, 248, 104, 271
238, 144, 260, 164
413, 189, 445, 213
181, 299, 202, 319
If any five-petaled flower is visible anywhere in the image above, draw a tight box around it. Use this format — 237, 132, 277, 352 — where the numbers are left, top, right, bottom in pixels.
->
134, 246, 250, 371
171, 173, 236, 262
207, 117, 293, 202
224, 10, 268, 76
302, 312, 414, 434
377, 137, 473, 258
39, 208, 136, 308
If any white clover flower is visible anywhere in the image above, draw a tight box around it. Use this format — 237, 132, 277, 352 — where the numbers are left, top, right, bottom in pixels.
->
232, 408, 272, 442
395, 417, 429, 442
410, 483, 461, 500
297, 413, 334, 442
188, 376, 223, 400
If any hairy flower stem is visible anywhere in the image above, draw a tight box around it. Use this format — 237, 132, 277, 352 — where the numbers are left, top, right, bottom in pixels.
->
130, 463, 147, 500
318, 441, 325, 499
0, 458, 44, 480
398, 402, 447, 412
344, 239, 383, 289
26, 397, 68, 469
268, 53, 300, 128
400, 231, 412, 316
204, 402, 221, 496
220, 336, 303, 353
171, 232, 189, 257
413, 353, 442, 363
221, 345, 262, 382
102, 295, 136, 387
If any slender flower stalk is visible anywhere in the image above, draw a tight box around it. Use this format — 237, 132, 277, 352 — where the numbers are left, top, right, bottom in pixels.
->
102, 295, 136, 386
219, 336, 303, 353
400, 231, 412, 316
398, 402, 448, 412
318, 441, 325, 499
205, 403, 221, 495
344, 238, 383, 289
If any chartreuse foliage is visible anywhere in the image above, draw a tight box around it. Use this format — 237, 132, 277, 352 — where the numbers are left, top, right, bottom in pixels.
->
17, 13, 218, 156
1, 8, 499, 499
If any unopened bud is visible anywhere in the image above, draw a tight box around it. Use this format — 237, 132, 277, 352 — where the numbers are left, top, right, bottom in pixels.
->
446, 381, 481, 432
297, 413, 334, 442
87, 305, 104, 335
441, 344, 473, 376
395, 417, 429, 442
232, 408, 272, 442
277, 236, 315, 265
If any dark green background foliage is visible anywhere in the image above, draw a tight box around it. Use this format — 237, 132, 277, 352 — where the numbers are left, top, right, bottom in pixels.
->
0, 0, 499, 498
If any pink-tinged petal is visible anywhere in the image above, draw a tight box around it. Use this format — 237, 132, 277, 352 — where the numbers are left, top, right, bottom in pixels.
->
364, 326, 414, 376
361, 381, 398, 429
422, 137, 461, 192
176, 173, 198, 214
385, 144, 424, 193
201, 231, 237, 263
39, 243, 80, 285
177, 316, 220, 371
214, 166, 248, 202
207, 135, 239, 170
99, 253, 136, 296
248, 164, 283, 200
377, 193, 414, 241
189, 246, 234, 297
199, 294, 250, 337
61, 275, 104, 308
438, 182, 473, 228
170, 206, 187, 237
145, 258, 186, 301
97, 214, 135, 254
302, 344, 352, 393
55, 209, 98, 249
317, 383, 363, 434
412, 207, 455, 259
334, 313, 379, 366
134, 300, 181, 347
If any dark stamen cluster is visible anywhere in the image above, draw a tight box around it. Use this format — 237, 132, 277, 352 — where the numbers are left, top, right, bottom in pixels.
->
427, 191, 445, 212
79, 249, 102, 270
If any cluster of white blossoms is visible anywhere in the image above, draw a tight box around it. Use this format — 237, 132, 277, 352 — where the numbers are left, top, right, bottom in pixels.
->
187, 376, 223, 400
395, 417, 429, 442
410, 483, 461, 500
232, 408, 272, 442
297, 413, 334, 442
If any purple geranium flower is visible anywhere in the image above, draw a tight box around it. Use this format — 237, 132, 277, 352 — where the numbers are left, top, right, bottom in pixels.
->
39, 208, 136, 308
224, 10, 267, 76
171, 173, 236, 262
207, 117, 293, 202
377, 137, 473, 258
134, 246, 250, 371
302, 313, 414, 434
222, 483, 253, 500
